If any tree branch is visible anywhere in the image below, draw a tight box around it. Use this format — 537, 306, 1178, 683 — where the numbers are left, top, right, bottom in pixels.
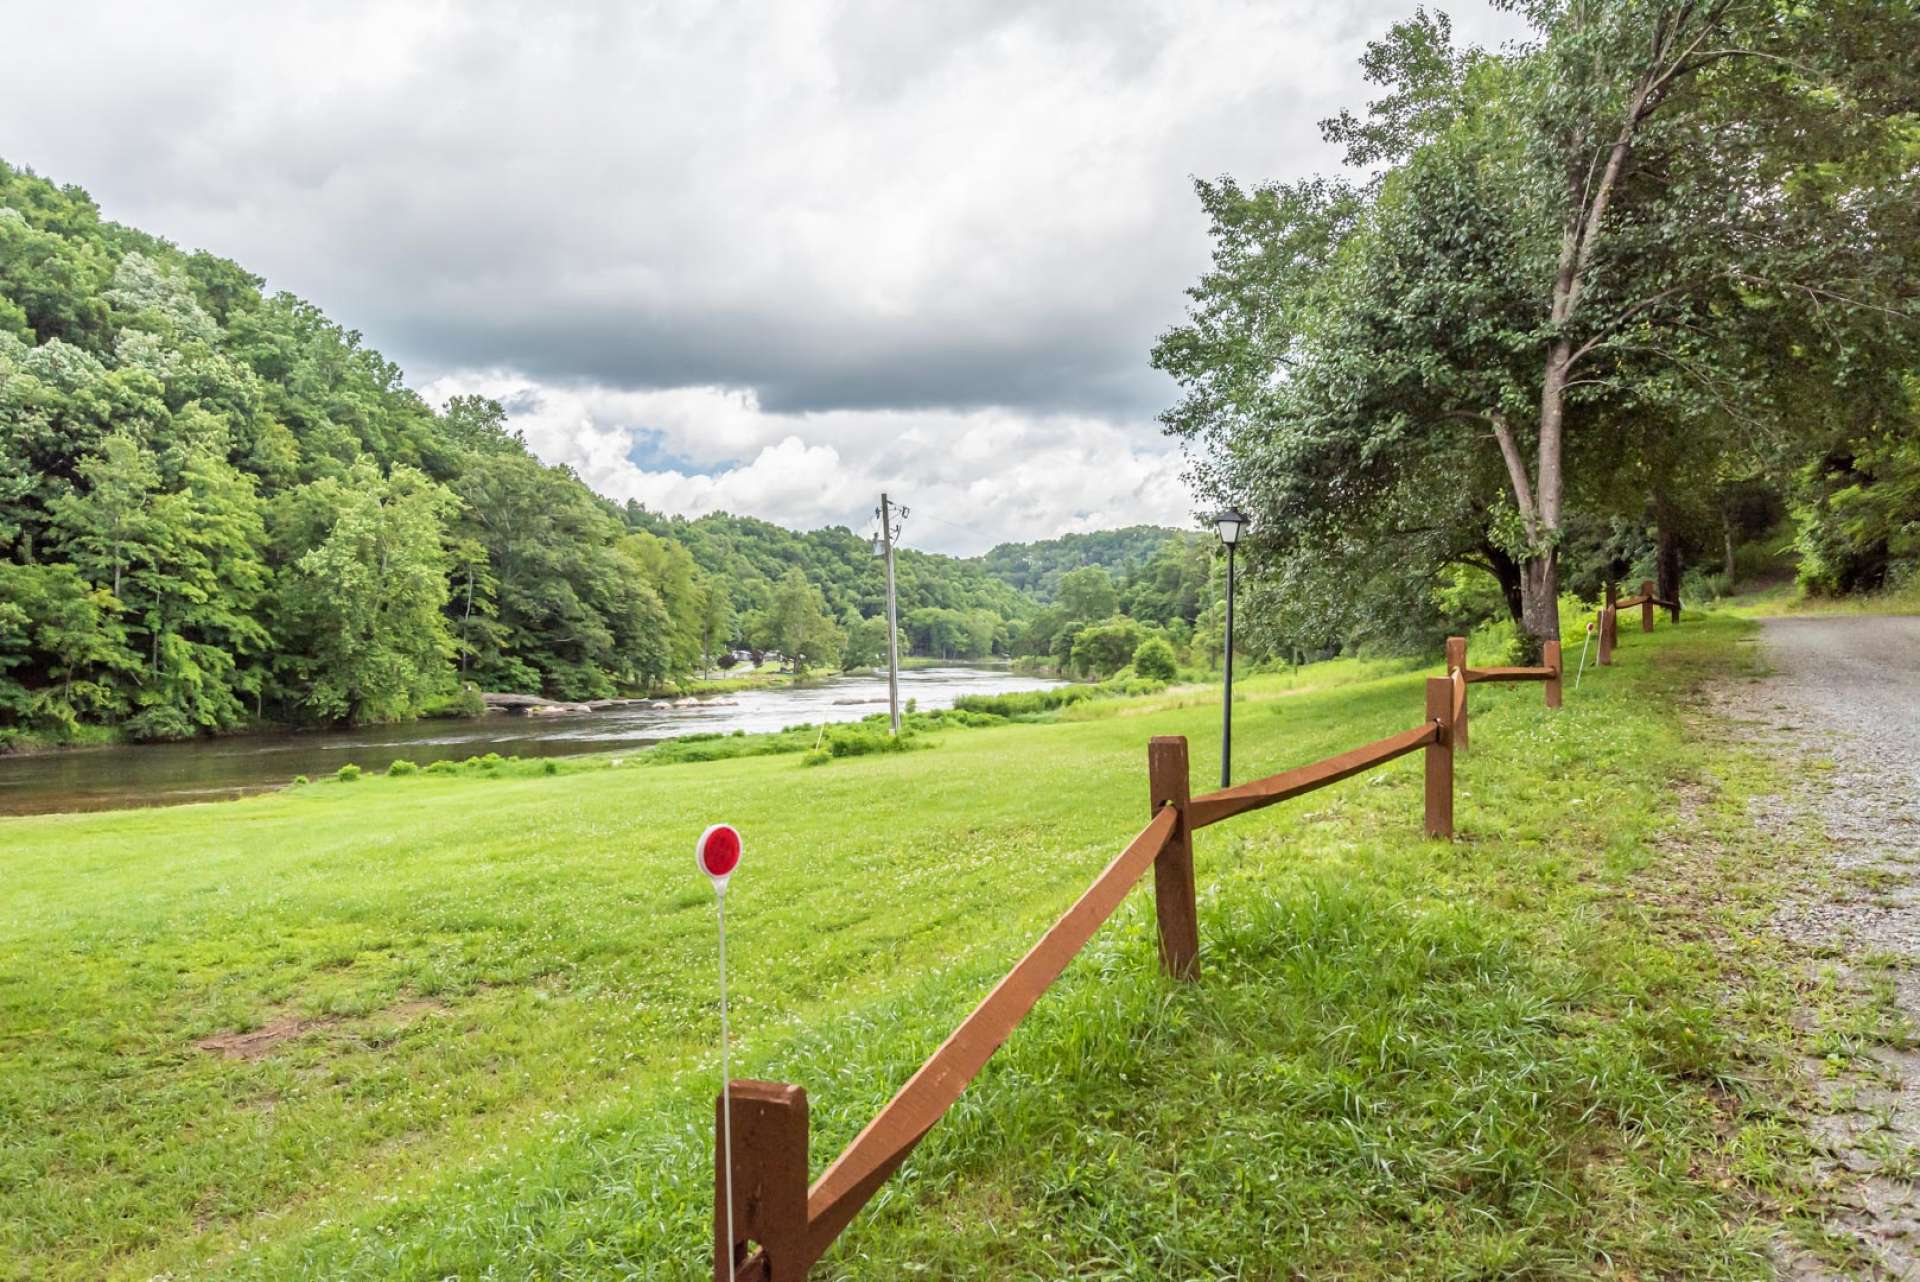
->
1487, 410, 1539, 544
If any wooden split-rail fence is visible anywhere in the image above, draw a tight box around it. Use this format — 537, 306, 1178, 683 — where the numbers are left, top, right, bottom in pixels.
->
715, 638, 1571, 1279
1593, 579, 1681, 667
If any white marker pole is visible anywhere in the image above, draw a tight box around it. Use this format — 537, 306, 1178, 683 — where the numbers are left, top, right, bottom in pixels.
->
716, 884, 734, 1282
697, 824, 743, 1282
1576, 621, 1594, 691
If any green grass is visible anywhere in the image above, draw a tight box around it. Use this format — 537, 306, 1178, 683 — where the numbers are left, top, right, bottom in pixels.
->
0, 618, 1858, 1279
1717, 578, 1920, 618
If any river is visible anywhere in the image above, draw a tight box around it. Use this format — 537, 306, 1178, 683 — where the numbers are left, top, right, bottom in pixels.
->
0, 664, 1065, 817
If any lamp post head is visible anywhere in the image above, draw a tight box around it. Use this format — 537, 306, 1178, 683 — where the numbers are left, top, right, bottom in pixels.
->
1214, 509, 1249, 548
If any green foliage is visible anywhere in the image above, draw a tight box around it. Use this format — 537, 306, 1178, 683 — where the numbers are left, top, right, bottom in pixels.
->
273, 458, 458, 723
1156, 3, 1920, 647
419, 687, 485, 719
836, 610, 895, 670
650, 510, 1029, 659
386, 759, 418, 776
1054, 565, 1119, 621
821, 725, 921, 759
902, 605, 1000, 660
978, 526, 1187, 600
1130, 636, 1177, 681
1067, 616, 1145, 679
763, 566, 845, 672
1794, 391, 1920, 595
0, 160, 745, 739
334, 763, 360, 782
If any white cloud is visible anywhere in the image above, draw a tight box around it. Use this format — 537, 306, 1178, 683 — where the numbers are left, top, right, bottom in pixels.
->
420, 371, 1197, 554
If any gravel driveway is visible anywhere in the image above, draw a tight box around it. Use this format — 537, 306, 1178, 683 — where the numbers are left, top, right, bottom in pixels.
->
1718, 615, 1920, 1278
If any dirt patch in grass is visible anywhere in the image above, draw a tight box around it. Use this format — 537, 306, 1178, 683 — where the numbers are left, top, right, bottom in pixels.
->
194, 997, 448, 1060
195, 1015, 322, 1060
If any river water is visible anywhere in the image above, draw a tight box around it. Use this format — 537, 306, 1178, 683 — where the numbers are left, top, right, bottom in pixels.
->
0, 664, 1064, 817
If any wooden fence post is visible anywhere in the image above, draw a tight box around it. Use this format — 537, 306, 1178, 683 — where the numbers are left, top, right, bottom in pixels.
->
1543, 640, 1562, 709
1147, 736, 1199, 980
717, 1081, 812, 1282
1597, 606, 1614, 666
1640, 580, 1655, 633
1444, 635, 1469, 750
1424, 677, 1453, 840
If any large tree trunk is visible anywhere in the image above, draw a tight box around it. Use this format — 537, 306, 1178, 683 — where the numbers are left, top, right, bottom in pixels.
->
1517, 338, 1572, 652
1518, 553, 1559, 663
1653, 487, 1683, 621
1483, 542, 1526, 626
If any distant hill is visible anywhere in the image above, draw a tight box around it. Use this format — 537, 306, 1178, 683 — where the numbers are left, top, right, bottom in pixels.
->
628, 508, 1030, 628
976, 526, 1194, 601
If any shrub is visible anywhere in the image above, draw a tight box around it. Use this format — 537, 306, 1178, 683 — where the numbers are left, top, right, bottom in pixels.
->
419, 688, 486, 719
1132, 637, 1178, 681
387, 759, 418, 776
800, 749, 832, 767
290, 774, 309, 786
423, 760, 458, 775
954, 685, 1098, 718
825, 727, 915, 758
336, 764, 362, 782
932, 708, 1006, 728
542, 760, 560, 775
1069, 617, 1145, 678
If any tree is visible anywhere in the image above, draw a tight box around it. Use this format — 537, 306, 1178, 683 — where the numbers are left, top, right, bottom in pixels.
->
768, 567, 844, 673
48, 431, 158, 601
1131, 636, 1177, 681
1056, 565, 1119, 621
700, 580, 734, 675
0, 560, 134, 732
273, 458, 458, 723
1069, 617, 1145, 679
1160, 3, 1920, 652
120, 450, 270, 737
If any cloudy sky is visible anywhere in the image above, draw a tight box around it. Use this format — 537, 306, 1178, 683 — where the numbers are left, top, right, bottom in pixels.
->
2, 1, 1525, 555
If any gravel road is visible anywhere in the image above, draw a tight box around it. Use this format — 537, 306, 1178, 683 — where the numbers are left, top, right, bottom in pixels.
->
1717, 615, 1920, 1278
1762, 616, 1920, 802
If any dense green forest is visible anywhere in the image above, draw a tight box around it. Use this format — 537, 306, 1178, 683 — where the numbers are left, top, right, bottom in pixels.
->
976, 526, 1182, 599
0, 159, 1239, 745
1155, 5, 1920, 657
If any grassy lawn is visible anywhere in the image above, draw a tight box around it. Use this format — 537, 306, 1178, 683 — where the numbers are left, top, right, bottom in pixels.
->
0, 616, 1853, 1279
1716, 578, 1920, 618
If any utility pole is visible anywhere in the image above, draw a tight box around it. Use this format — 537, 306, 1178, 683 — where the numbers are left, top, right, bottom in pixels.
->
876, 494, 907, 736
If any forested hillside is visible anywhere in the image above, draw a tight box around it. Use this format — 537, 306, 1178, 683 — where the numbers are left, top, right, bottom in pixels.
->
977, 526, 1183, 600
0, 162, 1052, 744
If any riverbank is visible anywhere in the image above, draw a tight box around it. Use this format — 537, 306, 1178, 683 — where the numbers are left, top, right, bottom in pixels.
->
0, 614, 1871, 1279
0, 664, 1065, 815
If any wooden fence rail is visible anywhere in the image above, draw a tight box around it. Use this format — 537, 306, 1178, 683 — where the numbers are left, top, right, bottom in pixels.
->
1442, 637, 1562, 755
714, 639, 1569, 1278
1595, 579, 1680, 668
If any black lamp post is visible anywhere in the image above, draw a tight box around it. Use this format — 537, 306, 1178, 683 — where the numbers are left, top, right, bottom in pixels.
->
1214, 509, 1248, 787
